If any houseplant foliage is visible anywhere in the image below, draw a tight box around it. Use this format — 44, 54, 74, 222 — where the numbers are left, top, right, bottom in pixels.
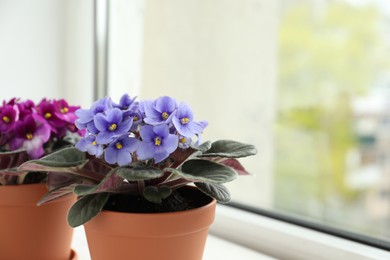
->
0, 97, 81, 260
19, 94, 257, 227
0, 97, 82, 185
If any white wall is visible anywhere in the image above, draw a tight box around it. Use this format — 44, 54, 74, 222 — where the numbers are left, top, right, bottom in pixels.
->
0, 0, 93, 107
140, 0, 279, 207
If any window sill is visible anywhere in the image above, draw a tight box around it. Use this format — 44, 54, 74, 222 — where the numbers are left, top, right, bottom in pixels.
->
210, 205, 390, 260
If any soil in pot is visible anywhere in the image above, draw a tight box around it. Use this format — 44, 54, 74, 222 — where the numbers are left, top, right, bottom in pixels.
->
104, 186, 213, 213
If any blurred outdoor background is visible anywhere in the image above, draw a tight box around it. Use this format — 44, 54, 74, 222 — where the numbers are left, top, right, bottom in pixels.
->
271, 0, 390, 241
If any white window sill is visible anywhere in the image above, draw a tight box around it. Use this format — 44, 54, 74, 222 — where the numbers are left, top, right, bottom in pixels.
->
210, 205, 390, 260
71, 226, 274, 260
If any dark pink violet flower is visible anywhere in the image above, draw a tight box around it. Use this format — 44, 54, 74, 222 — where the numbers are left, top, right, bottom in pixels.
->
38, 99, 66, 133
0, 105, 19, 133
10, 115, 51, 159
54, 99, 79, 124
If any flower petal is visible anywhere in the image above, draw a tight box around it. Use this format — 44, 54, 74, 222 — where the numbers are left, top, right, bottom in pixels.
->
117, 150, 132, 166
104, 147, 118, 164
136, 142, 155, 160
94, 114, 108, 131
163, 134, 179, 154
153, 124, 169, 138
139, 125, 155, 142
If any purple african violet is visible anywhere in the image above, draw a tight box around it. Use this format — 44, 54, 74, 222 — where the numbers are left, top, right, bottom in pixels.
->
137, 124, 178, 163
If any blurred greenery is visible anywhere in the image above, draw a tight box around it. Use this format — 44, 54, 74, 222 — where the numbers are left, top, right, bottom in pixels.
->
275, 0, 390, 224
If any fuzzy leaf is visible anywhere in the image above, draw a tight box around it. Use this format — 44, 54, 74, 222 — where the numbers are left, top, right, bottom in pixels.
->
165, 159, 237, 184
220, 158, 251, 175
67, 193, 110, 227
115, 166, 163, 181
73, 171, 123, 196
47, 172, 78, 190
0, 149, 28, 170
37, 184, 77, 206
196, 141, 212, 152
143, 186, 172, 203
201, 140, 257, 158
195, 182, 231, 203
19, 158, 106, 183
24, 147, 86, 167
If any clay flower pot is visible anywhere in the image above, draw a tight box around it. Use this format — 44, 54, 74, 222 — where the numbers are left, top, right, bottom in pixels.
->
84, 196, 216, 260
0, 183, 75, 260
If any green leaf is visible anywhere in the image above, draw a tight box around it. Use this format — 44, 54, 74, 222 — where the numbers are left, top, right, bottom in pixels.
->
195, 141, 212, 152
26, 147, 86, 167
201, 140, 257, 158
73, 185, 97, 196
73, 170, 123, 196
37, 184, 77, 206
115, 166, 163, 181
165, 159, 237, 184
67, 193, 110, 227
195, 182, 231, 203
0, 149, 28, 170
143, 186, 172, 203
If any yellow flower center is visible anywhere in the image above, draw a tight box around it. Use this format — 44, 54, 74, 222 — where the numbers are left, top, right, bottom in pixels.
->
115, 142, 123, 149
2, 116, 10, 123
162, 112, 169, 120
60, 107, 69, 114
26, 133, 33, 140
92, 141, 97, 146
109, 123, 117, 131
133, 116, 139, 121
180, 118, 190, 124
180, 137, 187, 143
154, 137, 162, 146
44, 112, 52, 119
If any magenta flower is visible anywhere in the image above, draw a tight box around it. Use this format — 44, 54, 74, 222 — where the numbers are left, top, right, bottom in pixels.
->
38, 99, 66, 132
137, 124, 178, 163
54, 99, 79, 124
104, 135, 139, 166
0, 105, 18, 133
10, 115, 51, 159
16, 99, 35, 120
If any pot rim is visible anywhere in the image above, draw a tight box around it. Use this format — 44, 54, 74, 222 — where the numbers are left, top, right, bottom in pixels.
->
85, 194, 217, 237
0, 183, 73, 206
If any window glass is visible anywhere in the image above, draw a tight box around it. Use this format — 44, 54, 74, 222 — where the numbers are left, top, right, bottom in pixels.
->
271, 0, 390, 241
114, 0, 390, 242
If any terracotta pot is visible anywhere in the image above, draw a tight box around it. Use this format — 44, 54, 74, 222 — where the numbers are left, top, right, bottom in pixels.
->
84, 193, 216, 260
0, 183, 75, 260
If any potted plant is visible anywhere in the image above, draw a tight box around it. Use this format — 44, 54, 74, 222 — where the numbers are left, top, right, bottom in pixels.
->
0, 97, 82, 260
19, 95, 257, 260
